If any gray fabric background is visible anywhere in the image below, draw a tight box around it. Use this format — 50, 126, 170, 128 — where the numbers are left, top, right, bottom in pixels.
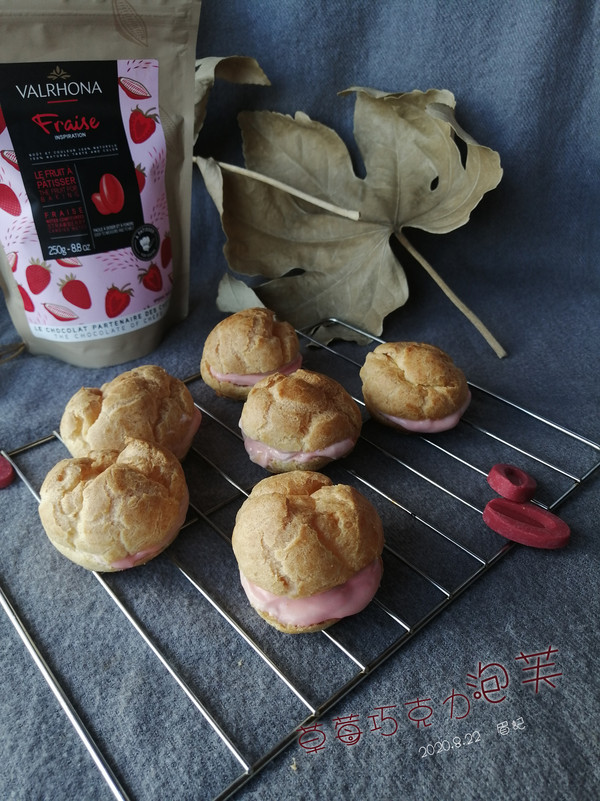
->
1, 1, 599, 799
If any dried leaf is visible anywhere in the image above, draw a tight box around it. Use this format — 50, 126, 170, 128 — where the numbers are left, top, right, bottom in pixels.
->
216, 272, 264, 312
198, 87, 504, 352
342, 87, 502, 234
194, 56, 271, 142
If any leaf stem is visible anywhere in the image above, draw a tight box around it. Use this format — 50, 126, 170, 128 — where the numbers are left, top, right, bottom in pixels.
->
217, 161, 361, 221
396, 230, 507, 358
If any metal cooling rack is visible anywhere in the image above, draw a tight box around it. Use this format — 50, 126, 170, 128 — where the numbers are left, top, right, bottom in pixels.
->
2, 322, 600, 801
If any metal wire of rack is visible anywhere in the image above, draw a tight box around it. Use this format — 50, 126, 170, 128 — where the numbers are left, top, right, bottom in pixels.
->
2, 322, 600, 801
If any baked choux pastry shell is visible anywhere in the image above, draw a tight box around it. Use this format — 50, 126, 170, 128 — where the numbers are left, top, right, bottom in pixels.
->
38, 439, 189, 571
239, 368, 362, 472
59, 364, 201, 459
360, 341, 470, 431
232, 471, 384, 633
200, 307, 301, 400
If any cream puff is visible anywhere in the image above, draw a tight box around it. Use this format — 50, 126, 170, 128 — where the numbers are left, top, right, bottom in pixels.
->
59, 364, 201, 459
359, 342, 470, 433
38, 439, 189, 571
239, 368, 362, 472
231, 471, 384, 633
200, 307, 302, 400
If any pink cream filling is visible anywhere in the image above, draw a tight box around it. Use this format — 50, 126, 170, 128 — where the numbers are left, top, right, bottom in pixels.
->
210, 354, 303, 387
382, 391, 471, 433
109, 523, 182, 570
110, 542, 168, 570
241, 430, 356, 468
240, 558, 383, 627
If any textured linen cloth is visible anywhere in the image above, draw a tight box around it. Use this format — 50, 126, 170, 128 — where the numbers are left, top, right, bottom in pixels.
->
1, 2, 599, 800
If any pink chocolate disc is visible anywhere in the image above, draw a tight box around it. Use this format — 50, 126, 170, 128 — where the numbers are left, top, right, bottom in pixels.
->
487, 463, 537, 502
483, 497, 570, 549
0, 455, 15, 489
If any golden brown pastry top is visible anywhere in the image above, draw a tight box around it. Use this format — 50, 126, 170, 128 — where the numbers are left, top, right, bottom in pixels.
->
59, 364, 198, 459
38, 439, 189, 571
200, 307, 300, 399
232, 471, 384, 598
239, 368, 362, 452
359, 341, 469, 421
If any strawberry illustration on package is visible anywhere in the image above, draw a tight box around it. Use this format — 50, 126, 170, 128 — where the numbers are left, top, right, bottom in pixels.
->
25, 260, 52, 294
0, 0, 201, 368
129, 106, 159, 144
0, 183, 21, 215
105, 284, 133, 318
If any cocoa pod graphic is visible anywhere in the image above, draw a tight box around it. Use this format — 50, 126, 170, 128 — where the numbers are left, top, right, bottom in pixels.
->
112, 0, 148, 47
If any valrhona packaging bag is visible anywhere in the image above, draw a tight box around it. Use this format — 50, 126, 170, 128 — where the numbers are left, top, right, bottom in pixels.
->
0, 0, 201, 367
